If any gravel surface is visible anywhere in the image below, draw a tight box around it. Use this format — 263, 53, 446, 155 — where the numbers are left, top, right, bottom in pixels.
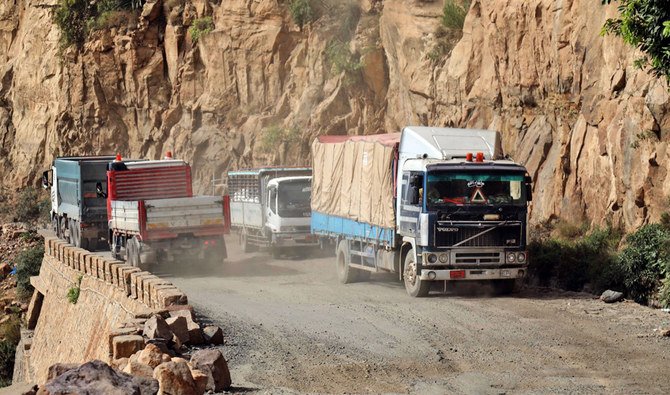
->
155, 243, 670, 394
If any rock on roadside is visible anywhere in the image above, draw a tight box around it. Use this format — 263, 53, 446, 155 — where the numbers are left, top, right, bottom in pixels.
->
601, 290, 624, 303
189, 349, 232, 392
153, 360, 199, 395
37, 360, 158, 395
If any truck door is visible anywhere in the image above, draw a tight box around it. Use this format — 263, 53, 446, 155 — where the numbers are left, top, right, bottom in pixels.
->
399, 172, 423, 236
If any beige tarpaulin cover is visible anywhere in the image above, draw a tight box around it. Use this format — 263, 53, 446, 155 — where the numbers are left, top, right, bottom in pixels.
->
311, 134, 400, 229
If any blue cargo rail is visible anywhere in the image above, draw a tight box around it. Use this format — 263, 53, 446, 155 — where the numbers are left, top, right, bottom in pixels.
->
311, 211, 396, 247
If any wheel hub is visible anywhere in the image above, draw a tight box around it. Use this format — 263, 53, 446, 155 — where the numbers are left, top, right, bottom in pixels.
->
405, 261, 417, 285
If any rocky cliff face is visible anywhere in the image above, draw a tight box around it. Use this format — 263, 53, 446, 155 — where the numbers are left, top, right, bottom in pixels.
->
0, 0, 668, 231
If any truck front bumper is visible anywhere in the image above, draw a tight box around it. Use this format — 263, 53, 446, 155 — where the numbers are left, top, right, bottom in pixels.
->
271, 233, 319, 247
419, 267, 526, 281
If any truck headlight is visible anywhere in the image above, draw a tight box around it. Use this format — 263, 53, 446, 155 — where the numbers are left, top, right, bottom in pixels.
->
506, 252, 516, 263
427, 254, 438, 264
439, 253, 449, 263
517, 252, 526, 263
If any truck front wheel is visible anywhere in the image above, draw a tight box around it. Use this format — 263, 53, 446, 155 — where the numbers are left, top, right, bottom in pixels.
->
403, 250, 430, 297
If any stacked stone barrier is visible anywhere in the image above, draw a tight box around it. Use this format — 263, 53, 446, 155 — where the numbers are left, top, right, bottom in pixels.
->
14, 236, 191, 384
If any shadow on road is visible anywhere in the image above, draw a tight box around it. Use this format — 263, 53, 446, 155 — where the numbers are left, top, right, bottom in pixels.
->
151, 254, 301, 279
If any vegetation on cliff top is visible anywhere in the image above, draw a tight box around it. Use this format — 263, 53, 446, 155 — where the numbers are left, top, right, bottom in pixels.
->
53, 0, 139, 48
602, 0, 670, 86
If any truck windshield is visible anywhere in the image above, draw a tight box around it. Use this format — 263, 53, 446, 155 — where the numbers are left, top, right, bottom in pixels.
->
277, 180, 312, 218
426, 171, 527, 207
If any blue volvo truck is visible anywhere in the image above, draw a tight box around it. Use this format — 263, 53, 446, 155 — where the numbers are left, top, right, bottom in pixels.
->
310, 127, 533, 297
42, 156, 116, 250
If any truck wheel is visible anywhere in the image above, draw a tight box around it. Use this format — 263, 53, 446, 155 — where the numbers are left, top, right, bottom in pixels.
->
69, 219, 80, 247
492, 279, 521, 295
403, 250, 430, 297
241, 233, 257, 253
127, 237, 146, 270
336, 241, 359, 284
52, 215, 59, 237
61, 217, 70, 243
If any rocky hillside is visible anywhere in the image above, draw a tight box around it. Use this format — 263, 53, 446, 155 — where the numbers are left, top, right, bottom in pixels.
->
0, 0, 669, 231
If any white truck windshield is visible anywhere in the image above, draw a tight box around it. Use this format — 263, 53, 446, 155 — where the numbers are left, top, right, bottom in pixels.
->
277, 180, 312, 217
426, 172, 527, 207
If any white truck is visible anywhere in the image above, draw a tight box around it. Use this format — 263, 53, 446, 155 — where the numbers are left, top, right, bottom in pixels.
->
311, 127, 533, 297
227, 168, 317, 257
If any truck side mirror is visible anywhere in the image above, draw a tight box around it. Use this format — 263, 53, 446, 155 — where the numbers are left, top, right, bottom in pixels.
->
96, 182, 107, 198
41, 170, 51, 189
524, 175, 533, 202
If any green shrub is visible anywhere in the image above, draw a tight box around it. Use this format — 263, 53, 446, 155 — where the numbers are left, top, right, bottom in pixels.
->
189, 17, 214, 43
0, 315, 20, 388
260, 125, 300, 152
67, 276, 83, 304
53, 0, 136, 48
601, 0, 670, 86
442, 0, 471, 30
618, 224, 670, 305
15, 245, 45, 300
15, 188, 42, 223
326, 40, 362, 75
289, 0, 313, 30
527, 226, 622, 292
54, 0, 93, 48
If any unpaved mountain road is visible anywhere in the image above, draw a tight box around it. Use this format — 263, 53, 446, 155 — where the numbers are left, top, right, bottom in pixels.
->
158, 243, 670, 394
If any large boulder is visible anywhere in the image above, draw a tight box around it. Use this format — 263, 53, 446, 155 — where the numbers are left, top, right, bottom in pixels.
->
144, 315, 173, 341
153, 360, 199, 395
37, 360, 158, 395
136, 343, 171, 369
189, 349, 232, 392
169, 310, 203, 345
600, 290, 624, 303
166, 316, 190, 344
123, 360, 154, 380
46, 363, 78, 380
112, 335, 145, 359
202, 326, 224, 345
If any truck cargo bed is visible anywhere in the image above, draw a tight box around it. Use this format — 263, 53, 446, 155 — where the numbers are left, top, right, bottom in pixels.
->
111, 196, 225, 239
311, 211, 395, 246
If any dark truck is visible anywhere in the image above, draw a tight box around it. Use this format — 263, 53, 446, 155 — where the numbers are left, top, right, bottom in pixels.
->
42, 156, 116, 250
311, 127, 533, 297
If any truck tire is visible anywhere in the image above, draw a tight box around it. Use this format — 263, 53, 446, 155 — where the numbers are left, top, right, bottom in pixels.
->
69, 219, 80, 247
403, 250, 430, 297
336, 240, 359, 284
492, 279, 521, 295
61, 217, 70, 244
241, 232, 257, 253
127, 237, 148, 270
52, 215, 59, 237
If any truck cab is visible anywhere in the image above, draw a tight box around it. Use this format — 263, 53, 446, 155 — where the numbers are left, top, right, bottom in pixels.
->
228, 168, 317, 257
397, 127, 532, 295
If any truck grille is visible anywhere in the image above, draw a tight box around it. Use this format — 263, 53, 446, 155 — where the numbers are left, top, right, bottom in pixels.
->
435, 222, 522, 247
453, 252, 502, 265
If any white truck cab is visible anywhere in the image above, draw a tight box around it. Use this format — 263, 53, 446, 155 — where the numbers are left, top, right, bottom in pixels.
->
228, 168, 317, 257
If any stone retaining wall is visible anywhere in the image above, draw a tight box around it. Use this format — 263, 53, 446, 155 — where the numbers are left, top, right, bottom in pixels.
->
14, 237, 189, 384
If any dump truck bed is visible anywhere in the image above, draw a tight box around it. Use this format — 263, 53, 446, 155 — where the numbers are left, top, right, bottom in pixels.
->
111, 196, 226, 240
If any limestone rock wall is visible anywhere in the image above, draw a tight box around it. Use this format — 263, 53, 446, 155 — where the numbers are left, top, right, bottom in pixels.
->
1, 0, 669, 230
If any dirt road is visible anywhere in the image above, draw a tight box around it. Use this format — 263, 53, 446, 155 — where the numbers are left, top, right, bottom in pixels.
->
159, 243, 670, 394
